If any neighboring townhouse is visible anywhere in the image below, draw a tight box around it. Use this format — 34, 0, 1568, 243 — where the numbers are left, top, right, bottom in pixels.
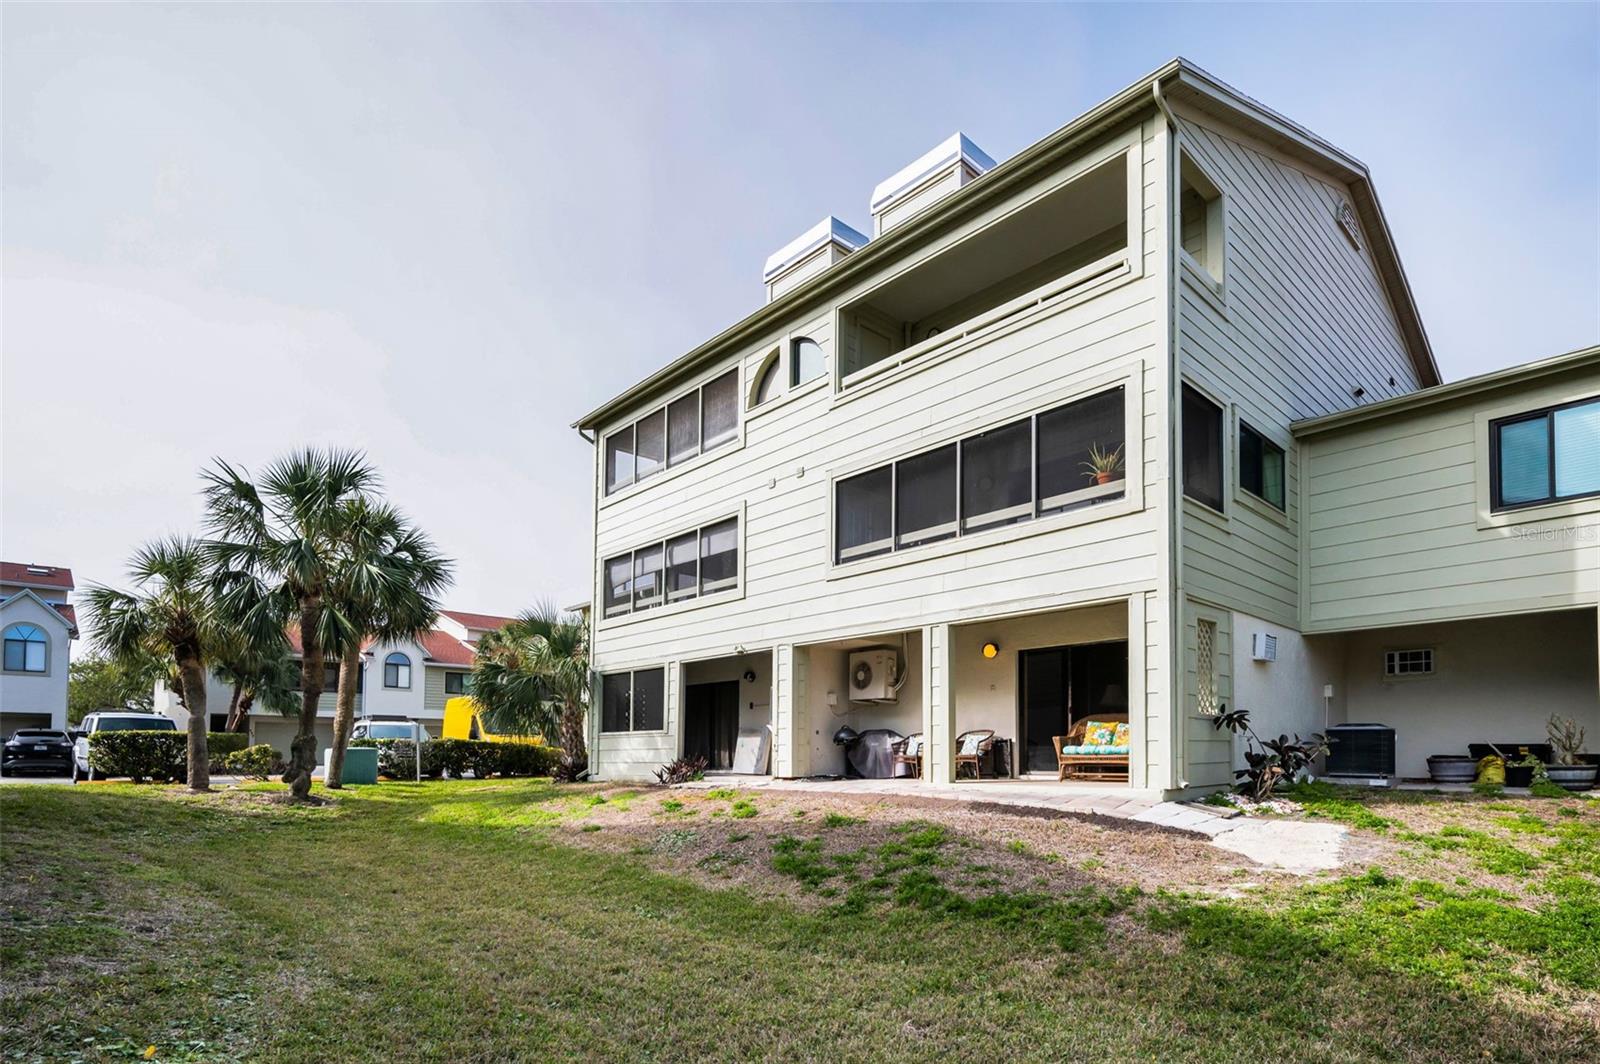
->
575, 58, 1599, 794
0, 562, 78, 735
152, 609, 514, 754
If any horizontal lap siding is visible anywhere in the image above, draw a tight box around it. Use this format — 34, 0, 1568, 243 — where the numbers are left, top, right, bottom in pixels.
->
1173, 114, 1421, 635
1304, 369, 1600, 630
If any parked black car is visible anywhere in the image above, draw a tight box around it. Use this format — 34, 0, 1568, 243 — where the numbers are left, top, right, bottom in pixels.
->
2, 729, 74, 775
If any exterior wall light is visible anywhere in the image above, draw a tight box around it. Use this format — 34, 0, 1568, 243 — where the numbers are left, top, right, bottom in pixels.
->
981, 642, 1000, 659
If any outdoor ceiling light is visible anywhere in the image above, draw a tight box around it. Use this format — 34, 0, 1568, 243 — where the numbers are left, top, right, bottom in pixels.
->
981, 642, 1000, 659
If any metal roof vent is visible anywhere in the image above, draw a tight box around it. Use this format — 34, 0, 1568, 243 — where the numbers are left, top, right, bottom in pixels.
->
762, 216, 869, 303
869, 133, 996, 236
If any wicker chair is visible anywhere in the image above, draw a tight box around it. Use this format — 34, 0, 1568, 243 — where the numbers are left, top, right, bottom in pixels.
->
1053, 713, 1130, 781
892, 733, 924, 779
954, 729, 996, 780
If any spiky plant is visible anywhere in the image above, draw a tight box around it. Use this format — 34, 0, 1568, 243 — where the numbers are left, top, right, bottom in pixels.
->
203, 448, 378, 800
81, 537, 229, 791
470, 604, 589, 778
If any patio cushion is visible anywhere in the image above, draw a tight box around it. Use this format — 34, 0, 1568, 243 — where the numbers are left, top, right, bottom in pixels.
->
903, 736, 923, 757
958, 733, 984, 756
1082, 720, 1122, 746
1058, 744, 1130, 756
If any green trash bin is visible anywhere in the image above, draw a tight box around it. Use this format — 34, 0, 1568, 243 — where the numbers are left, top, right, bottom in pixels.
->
324, 745, 379, 785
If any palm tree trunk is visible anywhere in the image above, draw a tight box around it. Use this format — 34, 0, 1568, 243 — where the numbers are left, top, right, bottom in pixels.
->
559, 697, 587, 777
175, 649, 211, 792
226, 684, 246, 733
325, 644, 362, 789
284, 603, 323, 800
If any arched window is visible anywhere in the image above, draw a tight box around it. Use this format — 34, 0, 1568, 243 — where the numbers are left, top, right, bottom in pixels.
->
790, 337, 824, 387
749, 349, 781, 408
3, 623, 47, 673
383, 652, 412, 689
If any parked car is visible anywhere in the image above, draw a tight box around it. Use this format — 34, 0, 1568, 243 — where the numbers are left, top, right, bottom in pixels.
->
350, 718, 431, 741
71, 712, 178, 782
2, 729, 74, 776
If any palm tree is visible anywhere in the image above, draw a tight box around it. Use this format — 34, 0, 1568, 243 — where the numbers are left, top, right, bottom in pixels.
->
324, 498, 452, 789
470, 604, 589, 778
203, 448, 377, 800
81, 537, 229, 791
212, 630, 300, 733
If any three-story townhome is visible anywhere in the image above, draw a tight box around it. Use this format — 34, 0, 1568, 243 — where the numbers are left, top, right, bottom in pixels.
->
577, 59, 1599, 794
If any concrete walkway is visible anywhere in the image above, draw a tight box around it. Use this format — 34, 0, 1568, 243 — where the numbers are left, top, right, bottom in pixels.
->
680, 775, 1347, 875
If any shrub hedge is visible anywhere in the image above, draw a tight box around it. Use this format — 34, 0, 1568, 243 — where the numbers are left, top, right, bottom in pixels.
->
87, 730, 251, 782
223, 744, 279, 779
349, 737, 561, 780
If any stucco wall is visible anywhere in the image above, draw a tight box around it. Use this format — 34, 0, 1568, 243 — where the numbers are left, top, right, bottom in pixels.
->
0, 595, 72, 731
1338, 608, 1598, 778
1230, 612, 1346, 769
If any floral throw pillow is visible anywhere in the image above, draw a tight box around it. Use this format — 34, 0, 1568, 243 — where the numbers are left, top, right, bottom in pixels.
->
1083, 721, 1120, 747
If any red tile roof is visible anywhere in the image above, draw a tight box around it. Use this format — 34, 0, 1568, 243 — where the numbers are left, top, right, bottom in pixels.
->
418, 629, 475, 666
53, 603, 77, 628
0, 562, 75, 590
440, 609, 517, 632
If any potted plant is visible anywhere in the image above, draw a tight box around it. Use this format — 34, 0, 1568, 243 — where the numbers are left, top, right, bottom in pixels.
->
1081, 443, 1125, 486
1504, 752, 1542, 790
1545, 715, 1597, 791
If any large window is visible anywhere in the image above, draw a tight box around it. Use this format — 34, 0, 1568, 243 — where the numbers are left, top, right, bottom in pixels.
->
1492, 396, 1600, 510
1238, 422, 1286, 510
602, 516, 739, 618
600, 667, 666, 733
834, 386, 1126, 564
839, 152, 1131, 385
2, 623, 46, 673
604, 368, 739, 495
1182, 385, 1224, 512
383, 652, 412, 689
1179, 152, 1225, 285
445, 672, 471, 695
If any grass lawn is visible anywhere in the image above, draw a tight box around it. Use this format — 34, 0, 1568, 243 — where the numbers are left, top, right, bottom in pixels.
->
2, 779, 1597, 1063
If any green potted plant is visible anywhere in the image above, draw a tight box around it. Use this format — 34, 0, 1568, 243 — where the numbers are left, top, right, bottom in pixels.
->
1545, 715, 1597, 791
1081, 443, 1125, 486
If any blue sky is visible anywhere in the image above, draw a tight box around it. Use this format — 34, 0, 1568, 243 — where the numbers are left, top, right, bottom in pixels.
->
4, 2, 1597, 617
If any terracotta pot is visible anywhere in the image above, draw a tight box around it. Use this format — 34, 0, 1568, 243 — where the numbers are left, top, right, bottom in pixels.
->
1095, 471, 1115, 485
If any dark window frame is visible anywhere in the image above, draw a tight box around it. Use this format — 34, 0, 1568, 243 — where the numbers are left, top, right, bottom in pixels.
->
598, 666, 667, 734
1182, 384, 1225, 513
1489, 395, 1600, 512
444, 672, 471, 696
383, 652, 412, 689
601, 516, 740, 619
2, 623, 47, 673
833, 385, 1128, 565
603, 367, 740, 497
1237, 420, 1286, 511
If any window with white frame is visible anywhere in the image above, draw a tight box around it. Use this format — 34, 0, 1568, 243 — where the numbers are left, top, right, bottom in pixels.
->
2, 623, 47, 673
1384, 648, 1434, 678
750, 350, 781, 408
1182, 385, 1225, 512
1179, 152, 1224, 285
600, 667, 666, 733
603, 368, 739, 495
790, 337, 824, 388
834, 386, 1126, 565
602, 516, 739, 618
383, 652, 412, 689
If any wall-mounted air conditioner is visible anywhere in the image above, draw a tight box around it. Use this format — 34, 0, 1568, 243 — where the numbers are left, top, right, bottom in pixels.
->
848, 649, 899, 703
1251, 632, 1278, 662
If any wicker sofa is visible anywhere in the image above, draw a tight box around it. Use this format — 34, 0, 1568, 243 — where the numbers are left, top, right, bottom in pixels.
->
1052, 713, 1130, 781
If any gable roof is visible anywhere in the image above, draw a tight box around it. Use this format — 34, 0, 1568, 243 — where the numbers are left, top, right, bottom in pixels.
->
439, 609, 518, 632
576, 57, 1438, 432
417, 629, 476, 667
0, 589, 78, 636
0, 562, 75, 590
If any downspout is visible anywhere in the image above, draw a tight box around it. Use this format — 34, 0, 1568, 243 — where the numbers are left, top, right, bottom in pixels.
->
1153, 78, 1187, 794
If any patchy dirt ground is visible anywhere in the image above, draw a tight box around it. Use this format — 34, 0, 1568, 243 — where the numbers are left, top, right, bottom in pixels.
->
550, 785, 1280, 906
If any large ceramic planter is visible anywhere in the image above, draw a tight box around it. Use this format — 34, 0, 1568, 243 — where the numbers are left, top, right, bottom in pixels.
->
1545, 763, 1598, 792
1427, 755, 1478, 784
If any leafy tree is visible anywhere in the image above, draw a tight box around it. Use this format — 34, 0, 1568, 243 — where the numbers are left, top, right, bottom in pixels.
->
324, 498, 452, 789
67, 652, 161, 724
470, 604, 588, 779
212, 630, 300, 732
81, 537, 228, 791
204, 448, 377, 800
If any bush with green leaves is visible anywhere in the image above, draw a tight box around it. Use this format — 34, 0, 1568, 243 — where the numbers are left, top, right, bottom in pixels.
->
223, 744, 279, 779
346, 738, 561, 780
89, 730, 252, 783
